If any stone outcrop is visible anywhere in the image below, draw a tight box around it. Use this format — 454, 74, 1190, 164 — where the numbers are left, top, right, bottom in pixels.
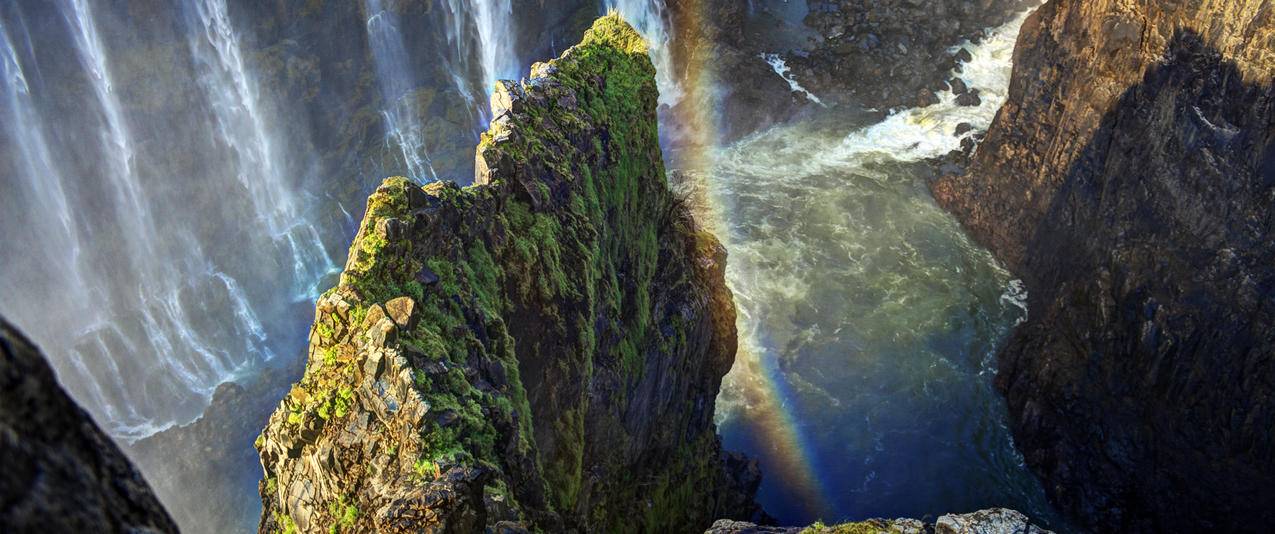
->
708, 508, 1052, 534
0, 316, 178, 533
932, 0, 1275, 531
255, 16, 759, 533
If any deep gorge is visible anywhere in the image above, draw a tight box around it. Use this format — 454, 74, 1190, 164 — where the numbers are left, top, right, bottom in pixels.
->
1, 1, 1271, 533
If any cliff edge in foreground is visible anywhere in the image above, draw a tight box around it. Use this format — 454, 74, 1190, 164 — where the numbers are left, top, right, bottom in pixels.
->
256, 16, 759, 533
933, 0, 1275, 531
0, 316, 178, 533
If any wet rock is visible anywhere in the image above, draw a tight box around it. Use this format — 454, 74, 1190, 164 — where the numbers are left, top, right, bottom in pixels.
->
916, 88, 941, 107
954, 88, 981, 106
950, 77, 970, 95
954, 122, 975, 137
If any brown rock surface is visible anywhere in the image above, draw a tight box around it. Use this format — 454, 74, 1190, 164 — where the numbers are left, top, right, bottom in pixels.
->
932, 0, 1275, 531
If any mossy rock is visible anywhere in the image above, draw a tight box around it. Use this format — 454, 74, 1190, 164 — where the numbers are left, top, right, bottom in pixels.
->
256, 15, 750, 534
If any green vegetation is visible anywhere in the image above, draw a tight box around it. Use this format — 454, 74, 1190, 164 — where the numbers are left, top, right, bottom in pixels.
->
327, 495, 359, 533
264, 14, 725, 533
800, 520, 911, 534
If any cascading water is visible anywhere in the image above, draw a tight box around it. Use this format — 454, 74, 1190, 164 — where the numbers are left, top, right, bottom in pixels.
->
184, 0, 335, 299
365, 0, 438, 182
0, 0, 333, 439
472, 0, 518, 100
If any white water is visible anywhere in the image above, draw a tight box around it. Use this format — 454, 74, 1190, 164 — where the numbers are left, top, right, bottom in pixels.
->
365, 0, 439, 182
473, 0, 518, 98
0, 0, 334, 439
605, 0, 683, 106
186, 0, 336, 296
761, 52, 825, 106
713, 8, 1053, 524
66, 0, 154, 257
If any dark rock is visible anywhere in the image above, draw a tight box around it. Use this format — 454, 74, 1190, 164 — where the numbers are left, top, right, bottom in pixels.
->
950, 77, 970, 95
955, 122, 975, 136
931, 1, 1275, 531
416, 265, 440, 286
955, 88, 981, 106
0, 316, 178, 533
916, 89, 941, 108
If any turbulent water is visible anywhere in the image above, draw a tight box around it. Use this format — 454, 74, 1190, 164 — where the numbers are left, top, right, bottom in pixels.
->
713, 10, 1067, 528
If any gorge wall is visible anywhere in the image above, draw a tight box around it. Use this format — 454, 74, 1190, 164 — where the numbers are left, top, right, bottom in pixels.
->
932, 0, 1275, 531
0, 316, 177, 533
255, 16, 760, 533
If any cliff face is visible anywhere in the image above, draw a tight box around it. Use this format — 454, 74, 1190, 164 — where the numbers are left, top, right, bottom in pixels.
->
0, 316, 178, 533
932, 0, 1275, 531
255, 16, 759, 533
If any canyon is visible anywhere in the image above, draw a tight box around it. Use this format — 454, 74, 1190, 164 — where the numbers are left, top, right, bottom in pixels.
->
0, 1, 1271, 533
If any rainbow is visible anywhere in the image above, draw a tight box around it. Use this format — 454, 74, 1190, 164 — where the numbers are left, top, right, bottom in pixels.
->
608, 0, 834, 520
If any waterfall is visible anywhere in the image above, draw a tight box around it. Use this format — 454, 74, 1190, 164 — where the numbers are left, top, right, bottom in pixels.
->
0, 0, 333, 438
185, 0, 335, 298
472, 0, 517, 98
65, 0, 154, 256
365, 0, 438, 182
436, 0, 520, 127
604, 0, 683, 106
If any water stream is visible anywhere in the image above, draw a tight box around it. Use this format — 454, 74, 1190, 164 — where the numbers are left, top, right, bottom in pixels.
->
711, 10, 1066, 528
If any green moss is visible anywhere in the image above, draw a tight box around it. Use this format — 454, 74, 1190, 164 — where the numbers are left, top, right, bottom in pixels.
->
327, 494, 359, 533
275, 511, 298, 534
270, 14, 716, 533
800, 520, 909, 534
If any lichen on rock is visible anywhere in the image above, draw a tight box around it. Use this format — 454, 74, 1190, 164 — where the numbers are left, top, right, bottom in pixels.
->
256, 15, 758, 533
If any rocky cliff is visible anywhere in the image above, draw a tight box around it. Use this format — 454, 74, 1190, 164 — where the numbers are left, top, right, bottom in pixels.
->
255, 16, 760, 533
932, 0, 1275, 531
0, 316, 178, 533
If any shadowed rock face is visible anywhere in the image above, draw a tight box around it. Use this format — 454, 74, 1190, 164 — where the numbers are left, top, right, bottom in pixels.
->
255, 16, 760, 534
0, 316, 178, 533
932, 0, 1275, 531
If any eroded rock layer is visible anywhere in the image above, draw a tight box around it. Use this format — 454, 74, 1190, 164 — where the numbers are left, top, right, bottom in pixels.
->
255, 16, 759, 533
0, 316, 178, 533
932, 0, 1275, 531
